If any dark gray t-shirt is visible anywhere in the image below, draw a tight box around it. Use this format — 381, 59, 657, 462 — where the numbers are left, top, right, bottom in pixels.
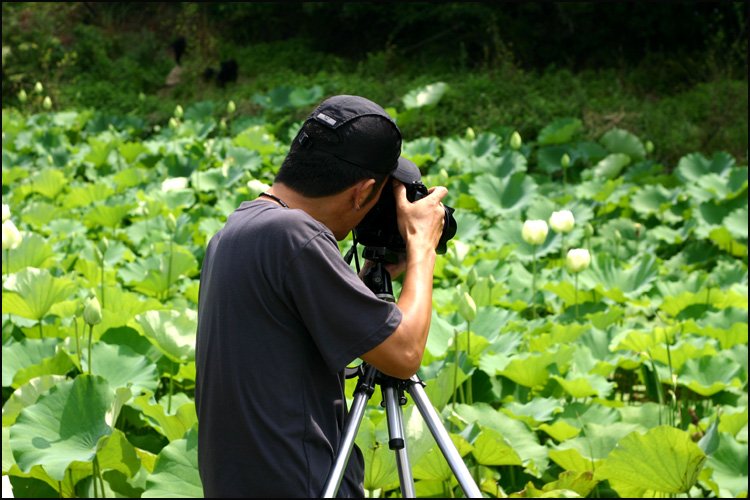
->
195, 199, 402, 498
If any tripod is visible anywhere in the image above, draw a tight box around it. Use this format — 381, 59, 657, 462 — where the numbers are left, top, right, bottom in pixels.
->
322, 259, 482, 498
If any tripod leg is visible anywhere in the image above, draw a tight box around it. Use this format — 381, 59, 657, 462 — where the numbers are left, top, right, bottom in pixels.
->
321, 366, 377, 498
382, 386, 416, 498
407, 376, 483, 498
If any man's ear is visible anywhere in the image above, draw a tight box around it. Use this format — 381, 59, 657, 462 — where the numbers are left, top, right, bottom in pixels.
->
353, 178, 377, 210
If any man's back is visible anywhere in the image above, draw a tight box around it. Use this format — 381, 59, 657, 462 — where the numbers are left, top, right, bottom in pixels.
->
195, 199, 401, 497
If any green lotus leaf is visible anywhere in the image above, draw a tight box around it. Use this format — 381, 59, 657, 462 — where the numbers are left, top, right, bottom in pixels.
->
452, 212, 484, 243
491, 150, 528, 177
142, 427, 203, 498
403, 82, 448, 109
503, 397, 563, 426
421, 358, 471, 409
675, 151, 735, 184
288, 85, 324, 108
440, 133, 503, 173
5, 232, 55, 273
126, 244, 198, 298
471, 427, 522, 466
61, 182, 114, 209
2, 267, 77, 321
537, 118, 583, 146
724, 206, 748, 240
542, 471, 597, 498
550, 423, 640, 473
498, 351, 558, 389
455, 402, 548, 477
677, 354, 743, 396
20, 200, 58, 228
686, 170, 748, 203
590, 153, 630, 180
538, 420, 581, 442
84, 136, 118, 168
630, 184, 675, 216
95, 286, 162, 334
552, 373, 615, 399
660, 288, 747, 319
595, 425, 706, 497
10, 375, 114, 481
705, 433, 748, 497
232, 125, 282, 156
579, 253, 658, 300
29, 168, 67, 199
402, 136, 440, 168
2, 375, 67, 426
470, 172, 537, 218
133, 309, 197, 363
118, 141, 150, 163
88, 342, 159, 394
1, 338, 73, 389
83, 202, 135, 229
648, 337, 717, 372
130, 392, 197, 442
684, 308, 749, 349
356, 412, 400, 491
600, 128, 646, 160
189, 166, 244, 193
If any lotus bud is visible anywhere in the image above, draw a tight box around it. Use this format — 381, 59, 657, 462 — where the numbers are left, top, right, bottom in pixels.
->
227, 100, 236, 115
153, 124, 161, 133
549, 210, 575, 234
561, 153, 571, 168
467, 268, 478, 288
634, 222, 642, 238
2, 204, 9, 222
17, 89, 27, 103
2, 220, 22, 250
522, 219, 548, 245
646, 141, 654, 154
42, 96, 52, 110
584, 223, 594, 238
509, 131, 522, 150
566, 248, 591, 273
166, 213, 177, 232
174, 104, 183, 118
34, 81, 43, 93
458, 291, 477, 323
83, 295, 103, 326
169, 117, 179, 129
465, 127, 475, 141
219, 118, 227, 130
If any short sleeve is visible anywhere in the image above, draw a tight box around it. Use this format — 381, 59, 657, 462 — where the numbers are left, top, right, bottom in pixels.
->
283, 232, 402, 373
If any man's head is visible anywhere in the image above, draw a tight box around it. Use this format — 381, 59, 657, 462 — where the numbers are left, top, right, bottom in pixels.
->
275, 95, 405, 202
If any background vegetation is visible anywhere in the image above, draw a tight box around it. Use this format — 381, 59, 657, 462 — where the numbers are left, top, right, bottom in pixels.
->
2, 2, 747, 165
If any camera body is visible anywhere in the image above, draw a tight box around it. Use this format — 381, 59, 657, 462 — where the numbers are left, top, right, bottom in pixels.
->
354, 176, 457, 262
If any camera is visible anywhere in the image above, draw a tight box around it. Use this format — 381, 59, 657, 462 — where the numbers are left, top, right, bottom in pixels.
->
353, 159, 457, 262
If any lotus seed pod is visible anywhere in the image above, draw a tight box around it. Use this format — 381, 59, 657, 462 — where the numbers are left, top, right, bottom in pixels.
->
2, 220, 22, 250
34, 81, 43, 93
522, 219, 548, 245
465, 127, 475, 140
17, 89, 27, 103
566, 248, 591, 273
549, 210, 575, 233
83, 295, 103, 326
2, 204, 10, 222
174, 104, 183, 118
227, 100, 236, 114
509, 131, 522, 150
42, 96, 52, 110
561, 153, 571, 168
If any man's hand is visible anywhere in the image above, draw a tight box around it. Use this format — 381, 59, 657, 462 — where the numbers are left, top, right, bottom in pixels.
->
393, 180, 448, 256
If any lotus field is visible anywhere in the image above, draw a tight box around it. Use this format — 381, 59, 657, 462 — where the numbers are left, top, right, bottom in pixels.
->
1, 84, 748, 498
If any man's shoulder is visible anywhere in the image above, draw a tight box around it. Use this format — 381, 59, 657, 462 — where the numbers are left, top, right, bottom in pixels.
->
228, 201, 333, 246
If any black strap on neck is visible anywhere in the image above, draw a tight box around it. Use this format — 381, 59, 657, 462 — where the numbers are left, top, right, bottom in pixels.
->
259, 192, 289, 208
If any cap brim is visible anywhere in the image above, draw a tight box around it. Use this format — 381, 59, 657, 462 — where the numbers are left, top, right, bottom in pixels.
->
392, 157, 421, 184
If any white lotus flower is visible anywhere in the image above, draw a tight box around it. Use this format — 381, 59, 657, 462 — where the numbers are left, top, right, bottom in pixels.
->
2, 220, 22, 250
2, 204, 9, 222
566, 248, 591, 273
549, 210, 575, 233
522, 220, 548, 245
161, 177, 189, 192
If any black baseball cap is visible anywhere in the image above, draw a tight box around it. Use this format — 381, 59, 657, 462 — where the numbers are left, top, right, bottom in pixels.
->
295, 95, 417, 182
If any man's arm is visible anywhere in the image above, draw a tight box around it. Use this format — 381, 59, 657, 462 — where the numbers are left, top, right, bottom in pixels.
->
360, 181, 448, 379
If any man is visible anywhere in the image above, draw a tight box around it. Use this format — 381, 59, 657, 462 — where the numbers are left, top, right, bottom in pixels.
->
195, 95, 447, 497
